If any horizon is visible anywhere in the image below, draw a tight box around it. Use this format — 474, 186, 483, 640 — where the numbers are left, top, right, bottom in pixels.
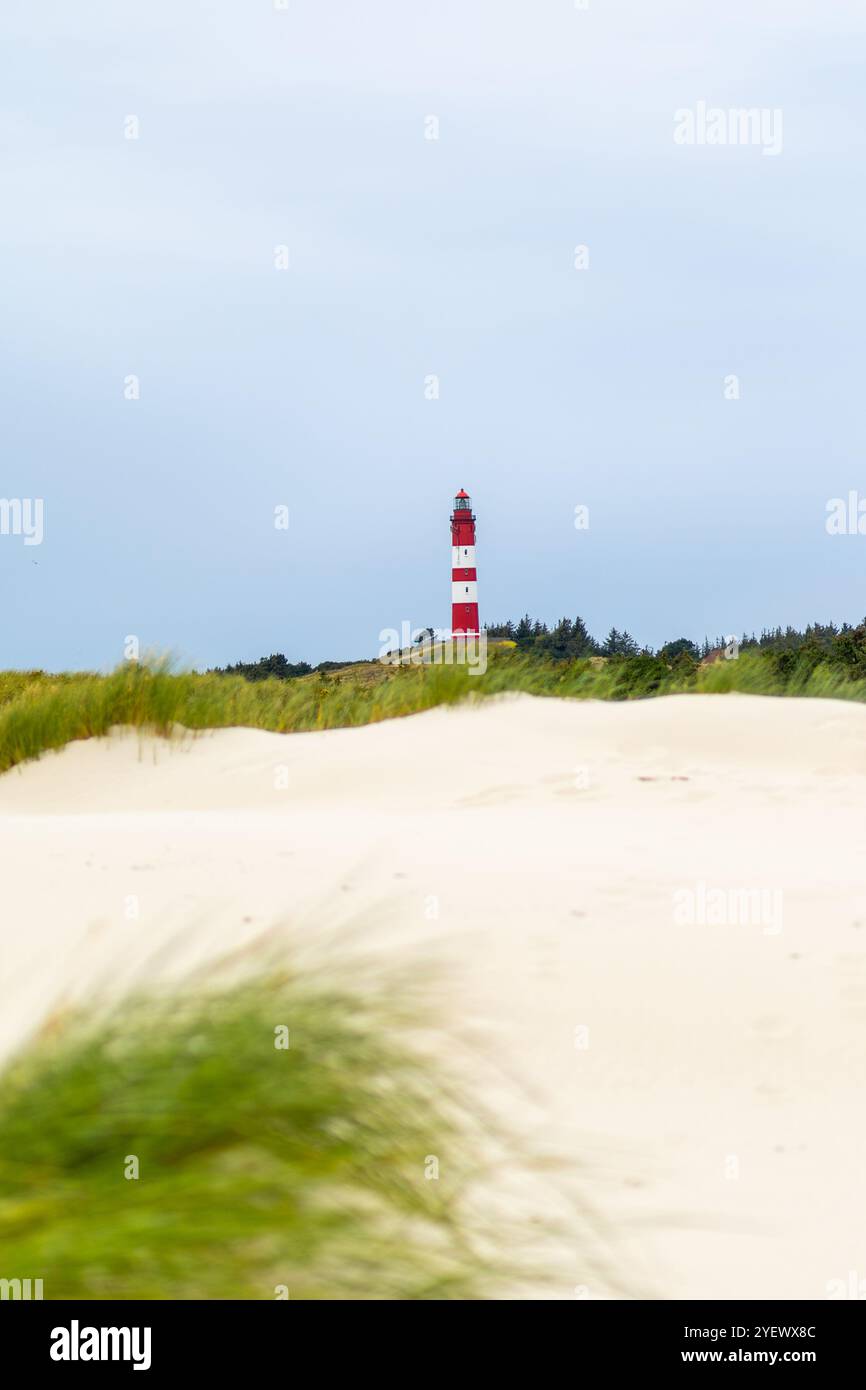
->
15, 606, 866, 678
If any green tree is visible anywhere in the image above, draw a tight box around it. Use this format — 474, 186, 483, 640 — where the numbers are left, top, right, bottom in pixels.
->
659, 637, 699, 663
602, 628, 639, 658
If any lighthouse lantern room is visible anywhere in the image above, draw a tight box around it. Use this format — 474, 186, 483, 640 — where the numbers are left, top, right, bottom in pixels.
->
451, 488, 479, 636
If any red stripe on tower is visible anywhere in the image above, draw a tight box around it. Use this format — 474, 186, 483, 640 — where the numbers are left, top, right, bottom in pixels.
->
450, 488, 479, 636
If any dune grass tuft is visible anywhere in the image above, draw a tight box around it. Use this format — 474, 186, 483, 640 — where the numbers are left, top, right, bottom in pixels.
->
0, 971, 492, 1300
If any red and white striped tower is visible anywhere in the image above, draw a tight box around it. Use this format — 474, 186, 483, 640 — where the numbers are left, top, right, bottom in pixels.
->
451, 488, 479, 636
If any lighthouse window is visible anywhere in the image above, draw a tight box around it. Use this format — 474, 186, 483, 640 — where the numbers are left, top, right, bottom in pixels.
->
465, 586, 469, 593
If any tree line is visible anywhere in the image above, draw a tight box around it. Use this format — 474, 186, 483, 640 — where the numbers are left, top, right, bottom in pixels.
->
484, 615, 866, 663
211, 653, 373, 683
212, 616, 866, 685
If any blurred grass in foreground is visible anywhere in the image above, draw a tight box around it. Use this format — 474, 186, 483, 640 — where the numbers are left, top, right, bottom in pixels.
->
2, 645, 866, 774
0, 972, 492, 1299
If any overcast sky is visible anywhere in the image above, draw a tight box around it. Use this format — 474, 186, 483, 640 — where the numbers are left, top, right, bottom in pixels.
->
2, 0, 865, 669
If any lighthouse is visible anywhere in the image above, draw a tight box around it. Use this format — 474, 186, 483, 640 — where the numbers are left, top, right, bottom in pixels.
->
451, 488, 479, 636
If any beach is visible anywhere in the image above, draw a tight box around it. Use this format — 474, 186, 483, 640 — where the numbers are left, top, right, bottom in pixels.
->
2, 691, 865, 1299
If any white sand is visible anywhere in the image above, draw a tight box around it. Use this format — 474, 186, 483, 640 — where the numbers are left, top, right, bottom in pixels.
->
2, 691, 865, 1299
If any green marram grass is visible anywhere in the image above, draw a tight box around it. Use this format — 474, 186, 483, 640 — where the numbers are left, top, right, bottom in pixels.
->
0, 971, 493, 1300
2, 645, 866, 774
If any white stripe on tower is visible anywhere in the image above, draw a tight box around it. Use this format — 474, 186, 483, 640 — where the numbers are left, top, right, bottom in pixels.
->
451, 581, 479, 602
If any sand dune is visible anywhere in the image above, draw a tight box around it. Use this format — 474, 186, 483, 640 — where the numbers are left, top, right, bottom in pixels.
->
2, 691, 865, 1299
